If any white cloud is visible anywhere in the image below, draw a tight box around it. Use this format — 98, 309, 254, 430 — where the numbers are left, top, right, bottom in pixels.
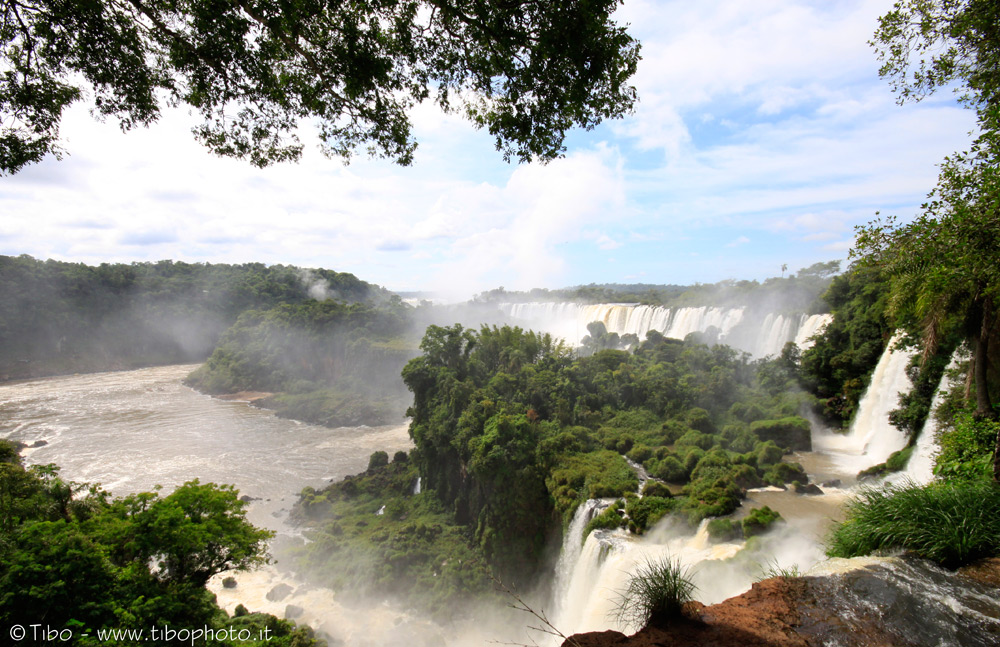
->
726, 236, 751, 247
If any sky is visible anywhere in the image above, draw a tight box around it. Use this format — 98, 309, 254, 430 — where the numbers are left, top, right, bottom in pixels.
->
0, 0, 977, 298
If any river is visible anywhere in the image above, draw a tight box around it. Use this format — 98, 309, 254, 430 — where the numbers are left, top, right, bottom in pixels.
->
0, 365, 535, 645
0, 364, 412, 544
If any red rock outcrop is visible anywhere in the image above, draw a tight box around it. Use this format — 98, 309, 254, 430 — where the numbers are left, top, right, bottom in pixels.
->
562, 556, 1000, 647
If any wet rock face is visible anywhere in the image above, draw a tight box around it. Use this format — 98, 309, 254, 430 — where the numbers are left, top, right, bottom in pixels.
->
563, 556, 1000, 647
796, 557, 1000, 647
266, 583, 294, 602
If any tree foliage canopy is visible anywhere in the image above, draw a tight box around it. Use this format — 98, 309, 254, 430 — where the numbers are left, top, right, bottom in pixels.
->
872, 0, 1000, 127
860, 0, 1000, 477
0, 0, 640, 174
0, 443, 321, 644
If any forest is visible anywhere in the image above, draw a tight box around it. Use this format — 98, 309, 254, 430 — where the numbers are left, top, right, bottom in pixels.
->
0, 255, 388, 379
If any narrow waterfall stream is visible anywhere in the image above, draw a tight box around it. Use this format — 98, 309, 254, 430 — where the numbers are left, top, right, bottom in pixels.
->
812, 331, 915, 472
887, 350, 965, 486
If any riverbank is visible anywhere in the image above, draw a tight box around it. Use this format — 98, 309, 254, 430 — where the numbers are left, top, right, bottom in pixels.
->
0, 357, 202, 385
563, 556, 1000, 647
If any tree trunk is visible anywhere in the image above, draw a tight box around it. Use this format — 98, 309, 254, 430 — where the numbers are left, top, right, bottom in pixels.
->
975, 298, 1000, 482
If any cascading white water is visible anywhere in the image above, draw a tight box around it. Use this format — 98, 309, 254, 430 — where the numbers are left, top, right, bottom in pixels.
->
497, 303, 831, 358
551, 499, 605, 622
795, 314, 834, 350
813, 331, 916, 473
889, 351, 965, 486
551, 519, 748, 637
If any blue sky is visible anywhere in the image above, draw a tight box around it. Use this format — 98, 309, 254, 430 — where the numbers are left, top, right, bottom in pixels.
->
0, 0, 976, 298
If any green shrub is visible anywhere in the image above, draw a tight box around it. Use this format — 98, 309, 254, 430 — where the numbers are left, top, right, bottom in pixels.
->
685, 407, 716, 434
584, 501, 626, 537
690, 449, 732, 481
641, 481, 672, 498
707, 518, 742, 542
367, 451, 389, 471
729, 463, 763, 489
607, 408, 661, 431
728, 430, 758, 454
653, 456, 688, 483
858, 445, 914, 480
680, 476, 741, 524
755, 441, 784, 467
676, 430, 714, 451
826, 480, 1000, 568
547, 451, 638, 514
741, 506, 783, 537
683, 447, 705, 475
611, 556, 696, 629
762, 461, 808, 486
626, 496, 675, 533
627, 443, 654, 464
935, 413, 997, 481
749, 416, 811, 451
660, 420, 688, 444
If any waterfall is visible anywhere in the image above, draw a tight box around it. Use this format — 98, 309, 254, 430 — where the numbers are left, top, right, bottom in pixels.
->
550, 519, 749, 637
813, 331, 915, 473
890, 351, 964, 486
551, 499, 605, 622
794, 314, 834, 350
413, 477, 421, 495
496, 303, 831, 358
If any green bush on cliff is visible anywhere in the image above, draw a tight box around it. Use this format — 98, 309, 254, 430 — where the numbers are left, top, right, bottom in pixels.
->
934, 413, 997, 481
749, 416, 811, 451
625, 496, 676, 534
584, 501, 626, 537
741, 506, 783, 537
707, 517, 742, 542
547, 450, 638, 518
857, 445, 914, 480
294, 459, 495, 618
826, 480, 1000, 568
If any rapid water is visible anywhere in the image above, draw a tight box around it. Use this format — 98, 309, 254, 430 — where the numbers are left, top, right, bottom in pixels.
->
498, 303, 831, 358
0, 365, 413, 532
889, 350, 965, 486
812, 331, 915, 473
0, 366, 435, 646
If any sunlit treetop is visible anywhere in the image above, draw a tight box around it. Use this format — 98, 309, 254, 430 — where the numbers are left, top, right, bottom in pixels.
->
0, 0, 641, 175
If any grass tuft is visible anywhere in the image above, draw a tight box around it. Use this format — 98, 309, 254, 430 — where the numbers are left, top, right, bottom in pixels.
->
757, 559, 802, 581
611, 556, 697, 630
825, 479, 1000, 568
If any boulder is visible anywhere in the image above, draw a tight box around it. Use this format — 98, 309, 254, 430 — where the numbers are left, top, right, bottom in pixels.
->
265, 583, 294, 602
